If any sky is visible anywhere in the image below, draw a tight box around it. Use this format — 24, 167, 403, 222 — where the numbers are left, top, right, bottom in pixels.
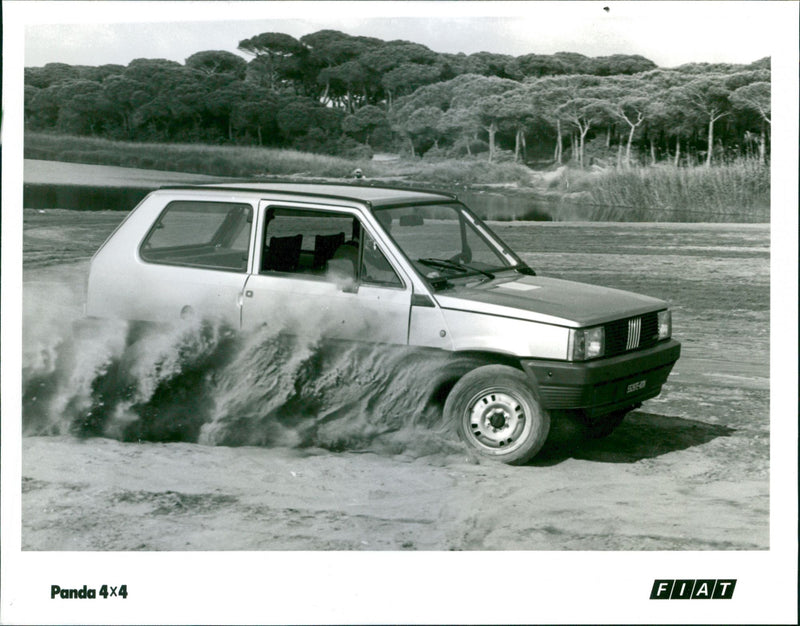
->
21, 1, 785, 70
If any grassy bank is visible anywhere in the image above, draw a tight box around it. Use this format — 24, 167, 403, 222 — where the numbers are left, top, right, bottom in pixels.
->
26, 132, 362, 179
24, 132, 533, 187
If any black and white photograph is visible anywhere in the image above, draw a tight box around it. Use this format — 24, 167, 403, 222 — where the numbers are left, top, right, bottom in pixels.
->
2, 1, 797, 623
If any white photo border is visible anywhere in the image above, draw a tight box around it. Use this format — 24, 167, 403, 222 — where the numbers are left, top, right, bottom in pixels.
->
3, 2, 797, 624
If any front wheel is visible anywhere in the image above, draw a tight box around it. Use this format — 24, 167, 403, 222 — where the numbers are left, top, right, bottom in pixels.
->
444, 364, 550, 465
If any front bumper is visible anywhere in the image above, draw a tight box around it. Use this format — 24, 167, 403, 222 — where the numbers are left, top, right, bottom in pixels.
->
521, 339, 681, 417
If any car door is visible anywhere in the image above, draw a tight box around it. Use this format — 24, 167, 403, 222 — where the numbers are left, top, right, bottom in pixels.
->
240, 201, 413, 345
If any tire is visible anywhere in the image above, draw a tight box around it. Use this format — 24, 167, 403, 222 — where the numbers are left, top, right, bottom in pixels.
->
444, 364, 550, 465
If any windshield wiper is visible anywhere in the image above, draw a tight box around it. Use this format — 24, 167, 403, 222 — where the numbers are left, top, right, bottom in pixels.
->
417, 258, 496, 280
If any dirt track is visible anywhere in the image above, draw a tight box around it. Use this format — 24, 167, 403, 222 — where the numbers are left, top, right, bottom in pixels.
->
21, 210, 769, 550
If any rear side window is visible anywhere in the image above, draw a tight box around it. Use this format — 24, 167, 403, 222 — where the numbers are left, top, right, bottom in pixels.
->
140, 201, 252, 272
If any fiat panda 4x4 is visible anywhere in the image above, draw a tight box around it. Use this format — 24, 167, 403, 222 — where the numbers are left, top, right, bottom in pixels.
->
86, 183, 680, 464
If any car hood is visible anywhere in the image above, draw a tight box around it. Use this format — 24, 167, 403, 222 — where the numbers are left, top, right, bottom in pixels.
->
433, 273, 666, 327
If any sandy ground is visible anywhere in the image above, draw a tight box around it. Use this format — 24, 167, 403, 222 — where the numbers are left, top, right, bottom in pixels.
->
20, 209, 770, 551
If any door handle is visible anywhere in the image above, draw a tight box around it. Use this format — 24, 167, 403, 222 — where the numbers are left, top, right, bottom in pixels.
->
238, 290, 254, 307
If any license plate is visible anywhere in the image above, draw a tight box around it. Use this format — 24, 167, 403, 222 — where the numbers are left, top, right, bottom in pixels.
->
626, 379, 647, 394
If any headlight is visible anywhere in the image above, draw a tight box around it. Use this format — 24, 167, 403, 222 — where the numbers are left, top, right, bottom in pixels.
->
570, 326, 605, 361
657, 309, 672, 340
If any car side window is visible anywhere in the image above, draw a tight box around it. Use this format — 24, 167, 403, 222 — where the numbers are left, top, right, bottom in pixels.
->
261, 208, 359, 279
140, 201, 252, 272
361, 232, 402, 287
261, 207, 402, 288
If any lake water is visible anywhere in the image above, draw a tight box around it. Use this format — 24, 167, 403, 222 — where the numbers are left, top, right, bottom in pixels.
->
24, 180, 579, 222
23, 159, 579, 220
21, 159, 766, 223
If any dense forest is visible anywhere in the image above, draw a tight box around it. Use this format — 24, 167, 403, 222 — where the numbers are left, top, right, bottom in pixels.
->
24, 29, 771, 167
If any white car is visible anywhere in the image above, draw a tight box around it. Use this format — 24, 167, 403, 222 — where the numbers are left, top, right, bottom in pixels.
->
86, 182, 680, 464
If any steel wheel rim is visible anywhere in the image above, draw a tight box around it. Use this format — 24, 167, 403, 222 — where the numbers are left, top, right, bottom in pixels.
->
463, 387, 532, 453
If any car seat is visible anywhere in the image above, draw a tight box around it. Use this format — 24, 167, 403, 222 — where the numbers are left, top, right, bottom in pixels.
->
313, 232, 345, 269
263, 234, 303, 272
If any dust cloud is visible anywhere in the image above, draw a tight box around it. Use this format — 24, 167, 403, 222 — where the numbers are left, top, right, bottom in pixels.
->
22, 273, 462, 457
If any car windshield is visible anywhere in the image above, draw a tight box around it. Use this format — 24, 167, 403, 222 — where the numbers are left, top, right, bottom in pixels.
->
373, 203, 523, 287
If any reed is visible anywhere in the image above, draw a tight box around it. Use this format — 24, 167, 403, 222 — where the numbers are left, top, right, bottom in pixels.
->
554, 160, 769, 222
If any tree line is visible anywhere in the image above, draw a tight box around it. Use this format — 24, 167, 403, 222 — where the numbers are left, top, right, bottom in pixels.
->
24, 29, 770, 166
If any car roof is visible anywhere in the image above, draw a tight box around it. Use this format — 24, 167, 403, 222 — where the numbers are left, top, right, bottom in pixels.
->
159, 182, 456, 208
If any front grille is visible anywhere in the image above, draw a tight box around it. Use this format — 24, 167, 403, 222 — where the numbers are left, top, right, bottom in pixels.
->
604, 312, 659, 357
